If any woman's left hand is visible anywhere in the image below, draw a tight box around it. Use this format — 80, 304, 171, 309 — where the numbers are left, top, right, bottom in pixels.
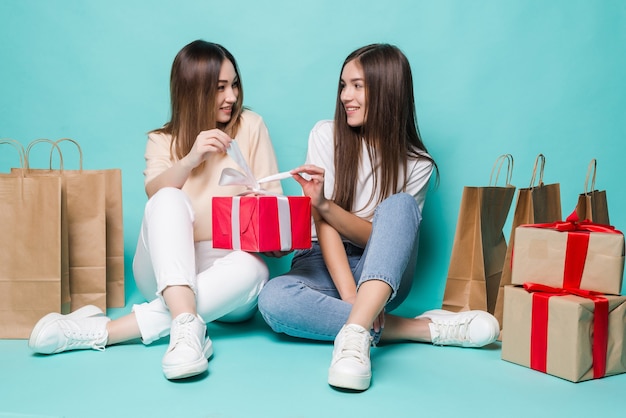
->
290, 164, 328, 210
372, 309, 385, 333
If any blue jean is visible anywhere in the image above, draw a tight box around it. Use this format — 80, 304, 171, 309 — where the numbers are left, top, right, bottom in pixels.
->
258, 193, 422, 344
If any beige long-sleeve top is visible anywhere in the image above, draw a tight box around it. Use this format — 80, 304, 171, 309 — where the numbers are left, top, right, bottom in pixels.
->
143, 110, 283, 242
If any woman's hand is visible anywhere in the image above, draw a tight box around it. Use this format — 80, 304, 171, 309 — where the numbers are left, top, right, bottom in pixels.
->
183, 129, 232, 169
145, 128, 231, 198
290, 164, 328, 211
372, 309, 385, 334
341, 293, 357, 305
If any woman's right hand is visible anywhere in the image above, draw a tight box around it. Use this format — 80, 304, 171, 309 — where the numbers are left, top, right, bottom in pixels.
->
183, 129, 233, 169
290, 164, 328, 211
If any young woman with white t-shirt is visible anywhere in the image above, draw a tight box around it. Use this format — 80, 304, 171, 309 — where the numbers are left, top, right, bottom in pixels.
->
258, 43, 500, 391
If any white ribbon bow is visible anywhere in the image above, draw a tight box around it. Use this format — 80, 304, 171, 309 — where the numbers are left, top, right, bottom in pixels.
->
219, 140, 293, 251
219, 140, 292, 194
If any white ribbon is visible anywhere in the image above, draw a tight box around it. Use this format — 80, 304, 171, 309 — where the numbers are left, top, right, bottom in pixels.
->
219, 140, 292, 194
220, 141, 293, 251
231, 196, 242, 250
275, 196, 292, 251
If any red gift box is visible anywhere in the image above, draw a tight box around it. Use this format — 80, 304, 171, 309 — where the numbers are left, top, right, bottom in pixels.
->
511, 215, 625, 295
212, 195, 311, 252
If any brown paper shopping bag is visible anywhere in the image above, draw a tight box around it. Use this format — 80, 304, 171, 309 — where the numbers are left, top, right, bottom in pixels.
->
442, 155, 516, 314
575, 159, 610, 225
493, 154, 562, 330
0, 140, 68, 338
54, 139, 125, 308
16, 139, 108, 312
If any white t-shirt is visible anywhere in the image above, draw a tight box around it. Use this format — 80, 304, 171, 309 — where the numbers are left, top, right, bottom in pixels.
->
305, 120, 434, 240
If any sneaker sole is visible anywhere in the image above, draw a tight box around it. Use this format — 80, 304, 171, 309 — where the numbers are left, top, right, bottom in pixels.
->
328, 369, 371, 391
163, 358, 209, 380
163, 339, 214, 380
28, 305, 105, 354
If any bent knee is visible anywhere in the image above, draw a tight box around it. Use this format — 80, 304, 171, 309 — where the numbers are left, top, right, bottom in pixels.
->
378, 193, 421, 223
149, 187, 186, 205
145, 187, 194, 219
257, 276, 294, 318
257, 277, 279, 314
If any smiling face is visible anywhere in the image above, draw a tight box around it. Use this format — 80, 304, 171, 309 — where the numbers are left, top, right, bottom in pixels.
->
215, 59, 239, 124
340, 59, 367, 128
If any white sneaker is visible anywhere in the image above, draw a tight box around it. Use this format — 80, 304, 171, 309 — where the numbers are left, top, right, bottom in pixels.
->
328, 324, 373, 391
416, 309, 499, 348
28, 305, 110, 354
162, 313, 213, 380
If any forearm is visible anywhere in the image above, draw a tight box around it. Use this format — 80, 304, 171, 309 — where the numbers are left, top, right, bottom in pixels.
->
145, 157, 195, 198
314, 211, 357, 301
316, 199, 372, 248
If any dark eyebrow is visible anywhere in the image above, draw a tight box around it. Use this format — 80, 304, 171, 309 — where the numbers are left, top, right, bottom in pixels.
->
218, 76, 239, 84
341, 77, 364, 83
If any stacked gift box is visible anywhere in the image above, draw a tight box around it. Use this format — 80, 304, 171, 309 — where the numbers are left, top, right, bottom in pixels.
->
501, 215, 626, 382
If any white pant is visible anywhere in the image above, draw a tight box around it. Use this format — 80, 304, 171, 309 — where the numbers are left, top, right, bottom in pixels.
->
131, 188, 269, 344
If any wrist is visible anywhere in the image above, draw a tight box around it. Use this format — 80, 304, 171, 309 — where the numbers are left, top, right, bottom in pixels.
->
178, 155, 196, 172
316, 199, 332, 216
341, 292, 357, 305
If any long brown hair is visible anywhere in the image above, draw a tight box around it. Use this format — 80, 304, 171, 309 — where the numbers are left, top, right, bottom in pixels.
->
333, 44, 437, 212
153, 40, 244, 164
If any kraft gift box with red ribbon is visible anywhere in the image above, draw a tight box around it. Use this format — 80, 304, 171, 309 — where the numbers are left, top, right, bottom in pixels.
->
212, 195, 311, 252
511, 214, 625, 295
501, 284, 626, 382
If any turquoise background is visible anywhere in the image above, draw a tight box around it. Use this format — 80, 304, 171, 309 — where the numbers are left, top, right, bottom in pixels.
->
2, 0, 625, 315
2, 2, 626, 418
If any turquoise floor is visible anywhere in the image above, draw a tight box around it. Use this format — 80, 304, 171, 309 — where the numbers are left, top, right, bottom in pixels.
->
1, 290, 625, 418
2, 1, 625, 416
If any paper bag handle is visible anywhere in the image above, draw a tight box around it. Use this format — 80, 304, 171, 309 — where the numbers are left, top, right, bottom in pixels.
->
53, 138, 84, 171
583, 158, 597, 195
0, 139, 26, 171
528, 153, 546, 188
0, 139, 27, 198
25, 139, 65, 171
489, 154, 514, 186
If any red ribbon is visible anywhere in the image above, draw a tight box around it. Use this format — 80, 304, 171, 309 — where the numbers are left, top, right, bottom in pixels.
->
524, 209, 622, 235
520, 210, 623, 289
524, 282, 609, 379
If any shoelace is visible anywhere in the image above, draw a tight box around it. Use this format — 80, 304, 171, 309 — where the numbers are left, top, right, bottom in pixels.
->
431, 316, 474, 345
168, 316, 200, 352
337, 328, 371, 364
64, 323, 106, 351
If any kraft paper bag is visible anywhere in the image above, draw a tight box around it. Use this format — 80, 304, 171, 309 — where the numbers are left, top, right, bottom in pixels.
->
54, 139, 125, 308
0, 140, 68, 338
15, 139, 108, 312
494, 154, 562, 332
575, 159, 610, 225
442, 154, 515, 314
101, 168, 125, 307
